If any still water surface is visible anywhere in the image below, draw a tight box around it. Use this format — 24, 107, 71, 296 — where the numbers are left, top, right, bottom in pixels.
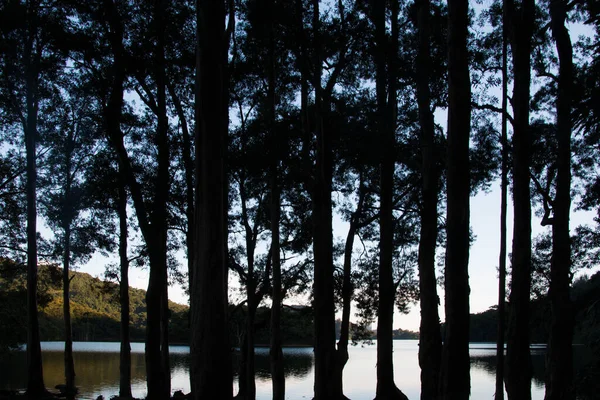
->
0, 341, 547, 399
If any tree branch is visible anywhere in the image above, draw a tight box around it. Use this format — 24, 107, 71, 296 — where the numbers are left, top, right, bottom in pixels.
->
471, 101, 515, 126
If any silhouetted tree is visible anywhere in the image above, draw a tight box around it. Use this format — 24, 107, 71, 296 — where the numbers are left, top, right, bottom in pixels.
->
544, 0, 575, 398
440, 0, 471, 398
190, 0, 233, 398
374, 1, 409, 398
415, 0, 443, 397
505, 0, 535, 397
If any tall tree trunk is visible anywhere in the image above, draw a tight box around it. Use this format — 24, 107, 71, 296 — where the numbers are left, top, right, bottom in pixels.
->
239, 174, 257, 400
495, 2, 509, 398
311, 1, 338, 399
63, 221, 76, 395
268, 1, 285, 397
63, 134, 76, 396
145, 252, 168, 400
145, 0, 171, 398
24, 2, 45, 394
333, 178, 366, 400
440, 0, 471, 398
415, 0, 443, 398
118, 171, 132, 399
505, 0, 534, 398
374, 1, 408, 399
102, 1, 132, 397
191, 0, 232, 398
102, 0, 169, 397
269, 165, 284, 400
545, 1, 574, 399
161, 272, 171, 396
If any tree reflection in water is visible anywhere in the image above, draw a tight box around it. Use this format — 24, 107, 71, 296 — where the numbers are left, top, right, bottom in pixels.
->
1, 342, 598, 399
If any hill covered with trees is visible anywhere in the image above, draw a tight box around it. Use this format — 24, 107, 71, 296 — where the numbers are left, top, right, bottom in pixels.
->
0, 260, 189, 349
0, 259, 320, 351
468, 271, 600, 346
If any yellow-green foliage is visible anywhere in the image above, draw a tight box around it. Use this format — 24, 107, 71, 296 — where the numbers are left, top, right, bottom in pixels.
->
0, 260, 189, 345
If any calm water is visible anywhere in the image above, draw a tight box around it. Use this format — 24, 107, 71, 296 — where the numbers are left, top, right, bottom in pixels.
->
0, 341, 547, 399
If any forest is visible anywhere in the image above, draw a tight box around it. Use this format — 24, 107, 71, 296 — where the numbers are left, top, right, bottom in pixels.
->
0, 0, 599, 399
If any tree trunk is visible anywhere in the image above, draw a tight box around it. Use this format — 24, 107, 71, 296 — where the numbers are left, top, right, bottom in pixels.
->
190, 0, 232, 398
146, 0, 171, 397
505, 0, 534, 398
268, 1, 285, 397
118, 171, 132, 399
63, 223, 76, 396
311, 1, 338, 398
333, 179, 366, 400
374, 1, 408, 399
415, 0, 442, 398
495, 3, 509, 398
62, 134, 76, 396
24, 3, 45, 394
145, 251, 168, 400
101, 0, 169, 397
545, 1, 574, 399
245, 282, 256, 400
102, 2, 132, 398
269, 169, 285, 400
239, 174, 257, 400
161, 271, 171, 396
236, 330, 248, 399
440, 0, 471, 398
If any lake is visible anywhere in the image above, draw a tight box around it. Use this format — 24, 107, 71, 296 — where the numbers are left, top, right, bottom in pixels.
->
0, 341, 549, 399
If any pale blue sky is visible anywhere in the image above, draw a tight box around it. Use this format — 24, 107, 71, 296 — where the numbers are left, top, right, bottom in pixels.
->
54, 2, 599, 333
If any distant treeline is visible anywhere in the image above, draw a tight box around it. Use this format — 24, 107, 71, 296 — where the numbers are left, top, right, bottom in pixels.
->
0, 261, 423, 351
0, 261, 188, 347
3, 261, 598, 353
0, 262, 317, 349
467, 271, 600, 345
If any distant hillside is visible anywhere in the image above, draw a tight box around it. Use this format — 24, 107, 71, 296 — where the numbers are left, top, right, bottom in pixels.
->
0, 260, 316, 351
467, 271, 600, 345
0, 260, 189, 348
37, 265, 189, 342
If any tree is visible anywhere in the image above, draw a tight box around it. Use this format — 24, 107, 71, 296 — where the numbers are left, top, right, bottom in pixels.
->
505, 0, 536, 397
72, 0, 172, 397
0, 1, 69, 395
415, 0, 443, 397
373, 1, 409, 399
440, 0, 471, 398
86, 144, 133, 398
117, 166, 132, 399
544, 0, 575, 398
266, 0, 285, 397
190, 0, 233, 398
307, 0, 338, 397
40, 88, 109, 395
495, 0, 510, 397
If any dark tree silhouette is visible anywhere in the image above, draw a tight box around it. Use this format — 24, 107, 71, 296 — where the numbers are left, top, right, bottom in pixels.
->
415, 0, 443, 398
545, 0, 575, 398
190, 0, 233, 398
505, 0, 535, 397
440, 0, 471, 398
267, 0, 285, 398
495, 0, 510, 398
374, 1, 409, 399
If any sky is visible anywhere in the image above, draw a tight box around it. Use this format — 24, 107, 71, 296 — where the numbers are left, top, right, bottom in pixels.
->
52, 3, 599, 334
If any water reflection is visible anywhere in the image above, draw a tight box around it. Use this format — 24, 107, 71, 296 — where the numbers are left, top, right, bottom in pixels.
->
0, 342, 315, 399
0, 341, 575, 399
246, 347, 313, 381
